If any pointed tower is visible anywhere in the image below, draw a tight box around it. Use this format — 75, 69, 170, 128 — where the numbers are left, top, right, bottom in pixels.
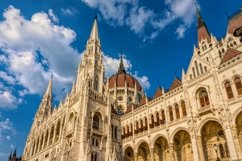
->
76, 16, 105, 93
196, 6, 211, 43
35, 78, 53, 124
118, 55, 126, 74
8, 151, 12, 161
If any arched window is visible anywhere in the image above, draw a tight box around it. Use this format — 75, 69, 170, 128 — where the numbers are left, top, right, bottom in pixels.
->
44, 130, 48, 148
55, 121, 61, 142
198, 89, 210, 107
93, 114, 100, 130
175, 104, 180, 119
234, 77, 242, 95
140, 120, 143, 132
150, 114, 155, 128
135, 121, 139, 134
181, 101, 187, 117
155, 112, 160, 126
49, 125, 54, 145
126, 125, 129, 137
225, 81, 234, 99
169, 107, 174, 121
130, 124, 133, 135
94, 76, 98, 91
161, 110, 166, 124
39, 134, 44, 151
144, 117, 148, 130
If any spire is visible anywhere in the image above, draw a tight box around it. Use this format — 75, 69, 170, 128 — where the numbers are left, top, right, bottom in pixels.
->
196, 4, 204, 28
8, 151, 12, 161
89, 15, 99, 41
13, 148, 16, 157
195, 4, 211, 42
118, 55, 126, 74
43, 76, 53, 100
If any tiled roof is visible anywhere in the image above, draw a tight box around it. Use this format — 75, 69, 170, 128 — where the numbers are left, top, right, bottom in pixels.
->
169, 78, 182, 91
227, 9, 242, 34
108, 73, 142, 91
153, 87, 163, 99
220, 48, 241, 64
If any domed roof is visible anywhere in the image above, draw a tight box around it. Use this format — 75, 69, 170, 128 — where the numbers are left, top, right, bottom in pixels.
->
108, 56, 142, 91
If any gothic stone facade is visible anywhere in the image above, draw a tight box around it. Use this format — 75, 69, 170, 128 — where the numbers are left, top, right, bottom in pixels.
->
22, 9, 242, 161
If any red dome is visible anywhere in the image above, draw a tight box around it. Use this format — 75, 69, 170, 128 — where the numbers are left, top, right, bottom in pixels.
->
108, 73, 142, 91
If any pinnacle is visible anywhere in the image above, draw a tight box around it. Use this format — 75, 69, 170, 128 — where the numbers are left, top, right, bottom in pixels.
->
118, 55, 126, 74
89, 16, 99, 41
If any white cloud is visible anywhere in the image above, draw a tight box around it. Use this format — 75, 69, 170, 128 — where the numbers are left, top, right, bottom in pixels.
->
133, 71, 150, 89
0, 6, 80, 99
82, 0, 138, 25
0, 71, 15, 84
61, 8, 77, 16
126, 7, 154, 34
0, 90, 19, 109
81, 0, 197, 39
176, 25, 186, 39
0, 117, 16, 141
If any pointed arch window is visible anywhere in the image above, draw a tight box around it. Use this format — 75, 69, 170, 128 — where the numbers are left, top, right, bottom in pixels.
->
198, 89, 210, 107
155, 112, 160, 126
161, 110, 166, 124
140, 119, 143, 132
175, 104, 180, 119
234, 77, 242, 95
93, 114, 100, 130
94, 76, 99, 91
181, 101, 187, 117
225, 81, 234, 99
150, 114, 155, 128
169, 107, 174, 121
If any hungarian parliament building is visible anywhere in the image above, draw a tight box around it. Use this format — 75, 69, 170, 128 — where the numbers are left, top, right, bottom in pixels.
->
21, 7, 242, 161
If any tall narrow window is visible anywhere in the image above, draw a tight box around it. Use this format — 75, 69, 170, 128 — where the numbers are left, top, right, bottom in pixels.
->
144, 118, 148, 130
93, 115, 100, 130
198, 89, 210, 107
225, 81, 234, 99
175, 104, 180, 119
169, 107, 174, 121
140, 120, 143, 132
135, 121, 139, 134
235, 77, 242, 95
155, 112, 160, 126
195, 61, 200, 76
94, 76, 98, 91
114, 126, 118, 139
150, 115, 154, 128
199, 63, 203, 74
161, 110, 166, 124
181, 101, 187, 117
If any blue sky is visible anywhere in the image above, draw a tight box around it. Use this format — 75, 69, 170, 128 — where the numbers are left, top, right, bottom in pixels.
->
0, 0, 241, 159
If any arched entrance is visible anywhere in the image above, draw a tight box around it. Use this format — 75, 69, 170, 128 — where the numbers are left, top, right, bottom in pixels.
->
137, 142, 150, 161
153, 136, 169, 161
173, 130, 194, 161
201, 121, 229, 161
235, 112, 242, 151
124, 146, 134, 161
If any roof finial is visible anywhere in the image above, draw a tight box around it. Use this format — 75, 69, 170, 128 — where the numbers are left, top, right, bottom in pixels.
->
89, 15, 99, 41
118, 54, 126, 74
13, 147, 17, 157
195, 3, 203, 28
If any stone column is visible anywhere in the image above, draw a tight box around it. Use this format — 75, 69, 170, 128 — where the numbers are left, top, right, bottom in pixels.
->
150, 148, 155, 161
134, 153, 138, 161
169, 143, 175, 161
196, 135, 205, 161
224, 127, 239, 160
191, 134, 203, 161
231, 126, 242, 159
53, 125, 57, 143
